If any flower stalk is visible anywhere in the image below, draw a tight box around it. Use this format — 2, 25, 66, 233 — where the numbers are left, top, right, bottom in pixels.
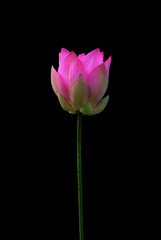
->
77, 112, 84, 240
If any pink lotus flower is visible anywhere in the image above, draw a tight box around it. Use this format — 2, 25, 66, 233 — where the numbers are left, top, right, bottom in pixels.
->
51, 48, 111, 115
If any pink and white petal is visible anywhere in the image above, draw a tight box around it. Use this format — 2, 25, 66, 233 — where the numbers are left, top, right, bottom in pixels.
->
87, 63, 108, 105
59, 48, 70, 65
58, 51, 87, 87
105, 56, 112, 77
51, 66, 69, 99
81, 48, 104, 74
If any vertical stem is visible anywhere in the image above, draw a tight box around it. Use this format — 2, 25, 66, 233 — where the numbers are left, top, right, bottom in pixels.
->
77, 112, 84, 240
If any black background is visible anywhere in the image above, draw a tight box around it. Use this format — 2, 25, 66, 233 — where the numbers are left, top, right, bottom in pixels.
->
2, 2, 154, 239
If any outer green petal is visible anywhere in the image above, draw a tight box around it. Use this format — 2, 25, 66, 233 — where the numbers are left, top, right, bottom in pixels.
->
70, 74, 90, 109
88, 95, 109, 115
80, 102, 92, 115
57, 93, 76, 113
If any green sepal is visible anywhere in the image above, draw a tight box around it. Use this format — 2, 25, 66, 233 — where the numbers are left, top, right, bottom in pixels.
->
89, 95, 109, 116
57, 93, 76, 113
80, 102, 92, 115
68, 111, 77, 114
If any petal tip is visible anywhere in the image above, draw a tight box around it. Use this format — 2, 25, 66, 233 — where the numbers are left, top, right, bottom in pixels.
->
51, 65, 56, 72
71, 51, 77, 57
106, 56, 112, 64
61, 47, 69, 52
105, 56, 112, 74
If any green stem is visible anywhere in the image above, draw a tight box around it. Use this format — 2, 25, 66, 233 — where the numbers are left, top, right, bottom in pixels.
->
77, 112, 84, 240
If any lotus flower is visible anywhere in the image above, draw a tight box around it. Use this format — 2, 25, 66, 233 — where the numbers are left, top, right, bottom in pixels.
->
51, 48, 111, 115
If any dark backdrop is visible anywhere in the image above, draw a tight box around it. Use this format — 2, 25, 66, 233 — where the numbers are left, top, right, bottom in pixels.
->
3, 2, 150, 239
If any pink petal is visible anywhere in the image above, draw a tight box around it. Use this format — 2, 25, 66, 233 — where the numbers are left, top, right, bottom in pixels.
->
105, 56, 112, 77
58, 51, 87, 88
81, 48, 104, 74
87, 63, 108, 105
59, 48, 70, 65
51, 66, 69, 99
